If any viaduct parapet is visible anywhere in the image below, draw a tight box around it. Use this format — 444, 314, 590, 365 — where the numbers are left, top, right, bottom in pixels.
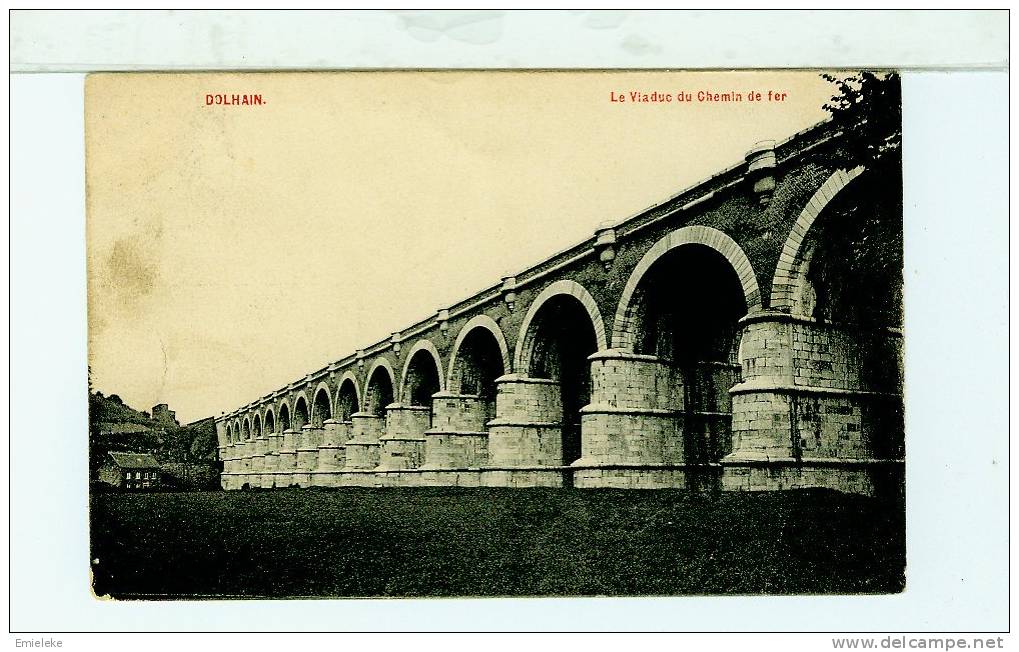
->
216, 121, 904, 495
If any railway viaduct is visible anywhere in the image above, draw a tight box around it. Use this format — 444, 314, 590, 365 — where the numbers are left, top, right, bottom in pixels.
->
216, 121, 904, 495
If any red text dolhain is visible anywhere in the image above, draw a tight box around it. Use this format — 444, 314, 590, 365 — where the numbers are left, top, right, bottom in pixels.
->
205, 94, 264, 106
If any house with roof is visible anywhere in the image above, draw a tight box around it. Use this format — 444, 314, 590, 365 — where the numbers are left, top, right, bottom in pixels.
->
98, 452, 162, 490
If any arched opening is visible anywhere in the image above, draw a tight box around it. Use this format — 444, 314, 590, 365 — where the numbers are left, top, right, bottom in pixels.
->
293, 396, 309, 429
403, 348, 442, 422
253, 414, 262, 438
241, 418, 251, 441
795, 180, 903, 329
278, 403, 291, 432
450, 326, 506, 423
264, 410, 276, 435
791, 175, 904, 459
231, 423, 240, 443
522, 294, 599, 464
312, 387, 332, 427
335, 378, 359, 421
364, 365, 394, 417
628, 243, 748, 463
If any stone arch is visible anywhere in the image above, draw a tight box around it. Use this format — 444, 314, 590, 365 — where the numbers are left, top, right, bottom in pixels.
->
514, 280, 604, 466
446, 314, 511, 390
277, 399, 292, 432
334, 371, 361, 421
611, 227, 755, 464
446, 316, 508, 426
399, 339, 445, 404
241, 416, 251, 441
252, 413, 262, 438
292, 392, 310, 429
769, 167, 865, 313
514, 279, 607, 372
363, 358, 397, 416
229, 420, 238, 443
263, 406, 276, 435
311, 381, 332, 426
612, 225, 761, 349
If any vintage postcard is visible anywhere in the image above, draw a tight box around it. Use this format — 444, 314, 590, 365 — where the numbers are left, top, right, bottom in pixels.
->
86, 70, 904, 599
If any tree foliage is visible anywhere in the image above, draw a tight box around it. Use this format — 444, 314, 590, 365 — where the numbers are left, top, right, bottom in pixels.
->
820, 71, 902, 172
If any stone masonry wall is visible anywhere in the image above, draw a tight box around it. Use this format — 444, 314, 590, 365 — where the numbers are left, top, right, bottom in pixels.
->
379, 404, 430, 470
725, 314, 903, 494
487, 375, 563, 468
422, 393, 489, 469
578, 350, 684, 466
345, 413, 384, 470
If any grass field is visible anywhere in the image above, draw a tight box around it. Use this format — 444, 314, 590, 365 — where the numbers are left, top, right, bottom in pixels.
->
90, 487, 905, 598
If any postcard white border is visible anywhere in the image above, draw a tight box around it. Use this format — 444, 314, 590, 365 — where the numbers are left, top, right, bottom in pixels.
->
10, 9, 1008, 72
8, 10, 1010, 633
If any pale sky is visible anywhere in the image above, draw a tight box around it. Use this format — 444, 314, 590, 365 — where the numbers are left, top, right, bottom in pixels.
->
86, 70, 834, 423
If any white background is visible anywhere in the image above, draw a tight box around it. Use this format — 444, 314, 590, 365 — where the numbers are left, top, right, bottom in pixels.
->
6, 9, 1011, 638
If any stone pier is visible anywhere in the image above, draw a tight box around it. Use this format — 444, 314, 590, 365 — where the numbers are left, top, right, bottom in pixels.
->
483, 374, 566, 488
313, 419, 349, 487
574, 350, 688, 489
376, 403, 431, 486
343, 412, 384, 486
277, 428, 299, 488
293, 424, 321, 487
420, 392, 490, 487
218, 445, 232, 489
263, 429, 283, 488
250, 435, 267, 486
721, 313, 904, 496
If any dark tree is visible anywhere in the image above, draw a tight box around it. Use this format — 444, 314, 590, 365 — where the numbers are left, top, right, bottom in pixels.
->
820, 71, 901, 172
